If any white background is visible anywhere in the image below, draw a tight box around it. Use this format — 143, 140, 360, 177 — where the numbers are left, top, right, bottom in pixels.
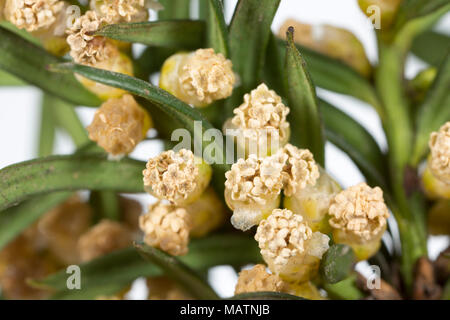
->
0, 0, 449, 298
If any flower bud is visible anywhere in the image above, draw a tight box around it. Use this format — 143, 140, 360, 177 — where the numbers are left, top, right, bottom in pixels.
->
185, 187, 227, 238
90, 0, 150, 24
329, 183, 389, 261
234, 264, 286, 295
139, 202, 192, 256
234, 264, 325, 300
77, 219, 133, 262
38, 195, 93, 264
422, 164, 450, 200
422, 122, 450, 199
278, 20, 371, 77
87, 94, 152, 157
4, 0, 69, 55
223, 83, 290, 158
358, 0, 403, 30
143, 149, 212, 206
255, 209, 330, 283
225, 153, 286, 231
279, 144, 320, 195
4, 0, 63, 32
427, 200, 450, 236
66, 10, 134, 99
160, 48, 235, 107
147, 276, 192, 300
284, 165, 341, 233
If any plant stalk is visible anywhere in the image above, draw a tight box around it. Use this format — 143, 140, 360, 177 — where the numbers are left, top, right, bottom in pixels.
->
375, 41, 427, 289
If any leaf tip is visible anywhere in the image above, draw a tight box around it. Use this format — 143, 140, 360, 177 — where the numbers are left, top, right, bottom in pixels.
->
286, 26, 295, 42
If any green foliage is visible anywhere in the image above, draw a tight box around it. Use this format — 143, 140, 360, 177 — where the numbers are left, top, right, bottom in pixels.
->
285, 27, 325, 165
320, 244, 356, 284
34, 235, 260, 299
136, 243, 219, 299
0, 155, 145, 211
0, 27, 101, 106
0, 0, 448, 301
97, 20, 205, 49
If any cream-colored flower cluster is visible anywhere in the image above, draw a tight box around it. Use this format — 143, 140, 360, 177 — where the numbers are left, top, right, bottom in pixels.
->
179, 48, 235, 106
139, 202, 191, 256
281, 144, 320, 196
225, 153, 285, 230
234, 264, 285, 294
87, 94, 150, 156
232, 84, 289, 135
140, 149, 223, 255
227, 83, 290, 156
329, 182, 389, 241
255, 209, 329, 282
429, 122, 450, 184
91, 0, 150, 24
143, 149, 200, 205
225, 144, 320, 230
160, 48, 235, 107
225, 153, 285, 207
4, 0, 64, 32
66, 10, 110, 65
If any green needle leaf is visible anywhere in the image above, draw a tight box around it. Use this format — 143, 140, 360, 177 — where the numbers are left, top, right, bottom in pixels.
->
320, 99, 389, 190
135, 243, 219, 300
0, 154, 145, 211
0, 69, 25, 86
34, 234, 260, 299
285, 27, 325, 166
228, 0, 280, 91
43, 94, 90, 148
225, 0, 281, 119
205, 0, 229, 56
396, 0, 450, 27
0, 27, 101, 107
38, 94, 56, 157
411, 31, 450, 67
320, 244, 356, 284
96, 20, 205, 49
158, 0, 191, 20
